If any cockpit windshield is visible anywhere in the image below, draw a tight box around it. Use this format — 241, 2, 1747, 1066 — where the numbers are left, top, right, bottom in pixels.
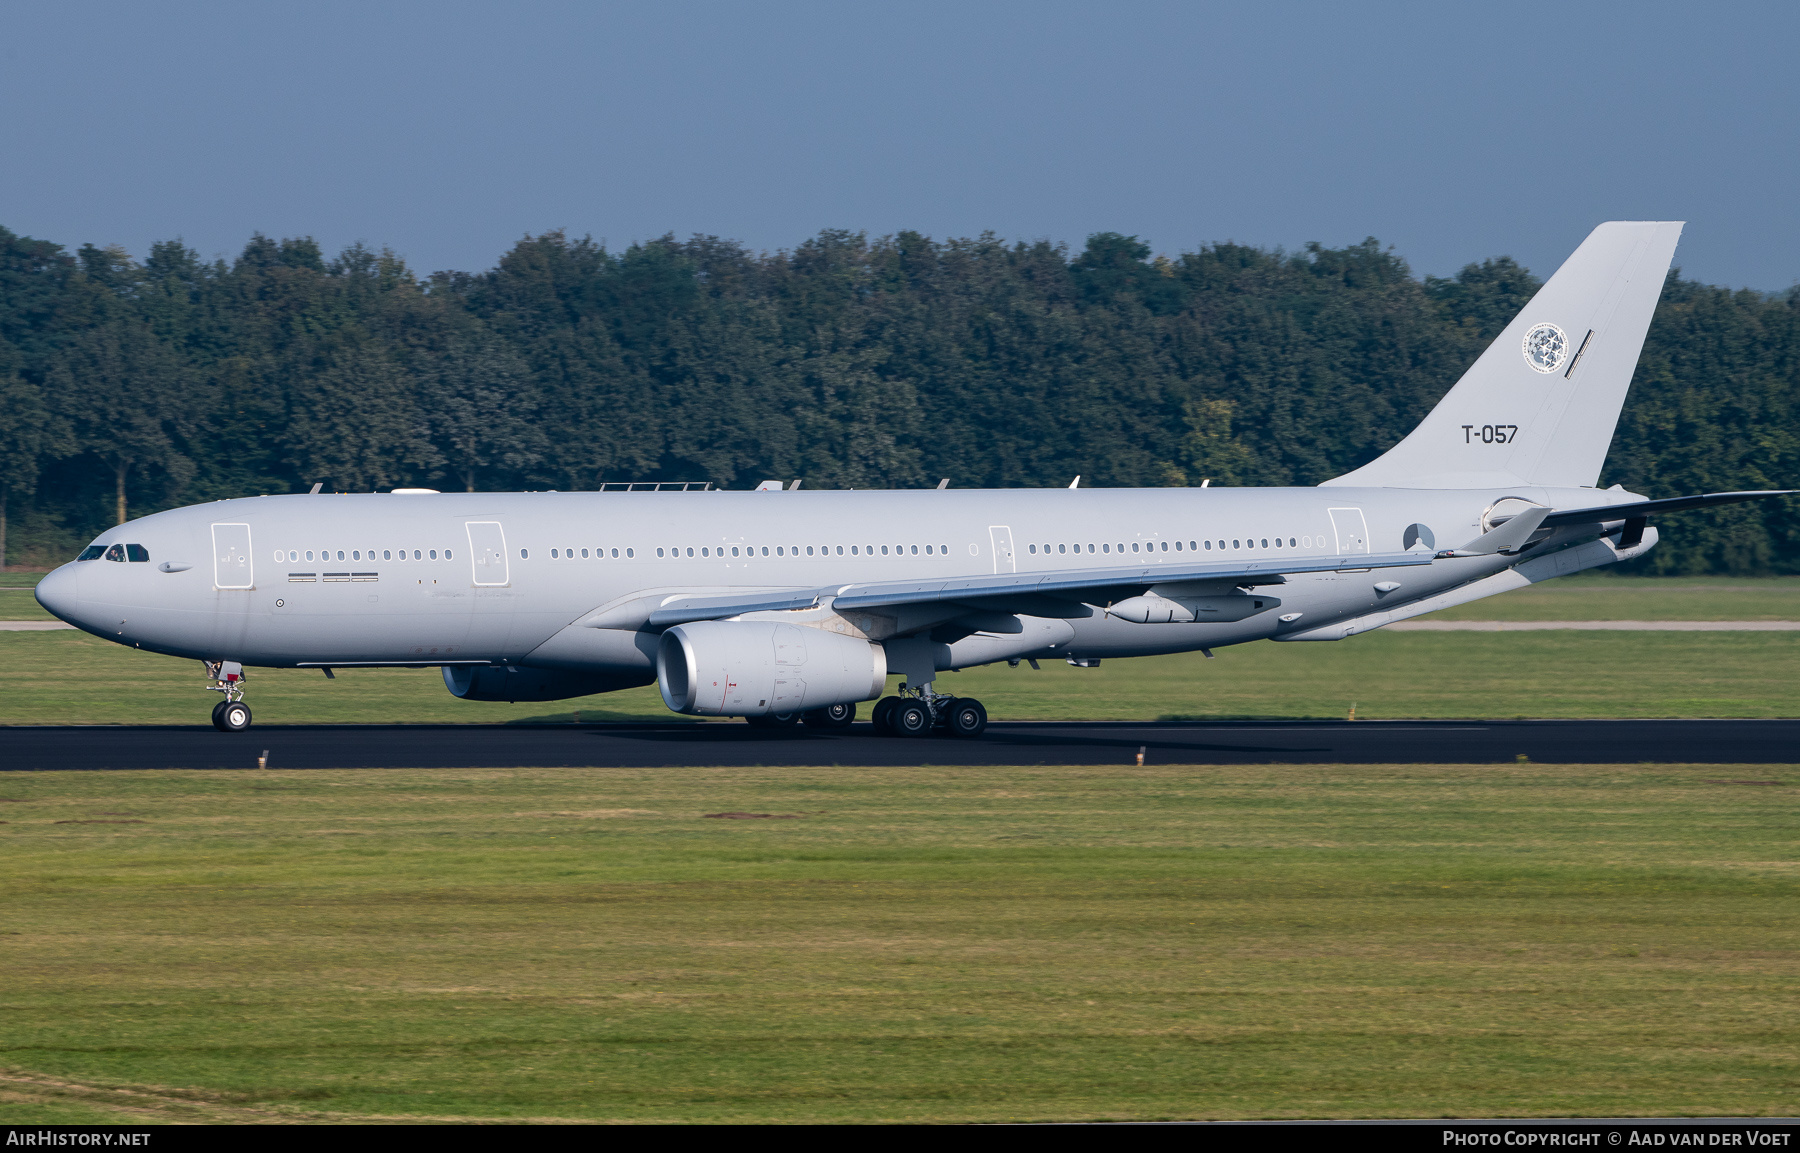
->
77, 543, 149, 562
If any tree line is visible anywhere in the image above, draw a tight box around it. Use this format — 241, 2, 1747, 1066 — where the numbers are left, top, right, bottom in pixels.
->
1, 224, 1795, 573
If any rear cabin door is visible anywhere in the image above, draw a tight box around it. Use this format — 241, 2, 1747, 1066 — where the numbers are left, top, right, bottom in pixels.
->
988, 525, 1016, 574
1327, 508, 1370, 555
211, 523, 254, 589
465, 521, 509, 586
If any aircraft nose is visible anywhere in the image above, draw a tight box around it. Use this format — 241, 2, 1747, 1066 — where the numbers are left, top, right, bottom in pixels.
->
34, 565, 81, 623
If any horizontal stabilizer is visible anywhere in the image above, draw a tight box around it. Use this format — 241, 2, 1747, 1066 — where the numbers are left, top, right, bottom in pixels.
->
1540, 489, 1797, 527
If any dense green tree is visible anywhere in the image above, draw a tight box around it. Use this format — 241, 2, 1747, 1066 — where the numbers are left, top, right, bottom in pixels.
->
1, 220, 1796, 572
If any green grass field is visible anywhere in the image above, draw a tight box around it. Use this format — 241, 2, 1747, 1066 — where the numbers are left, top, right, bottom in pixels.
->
3, 575, 1796, 724
1, 762, 1795, 1123
5, 626, 1797, 725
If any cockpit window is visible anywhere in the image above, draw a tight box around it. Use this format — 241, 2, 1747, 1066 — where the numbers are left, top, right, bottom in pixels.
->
77, 545, 105, 561
104, 544, 126, 562
126, 544, 150, 563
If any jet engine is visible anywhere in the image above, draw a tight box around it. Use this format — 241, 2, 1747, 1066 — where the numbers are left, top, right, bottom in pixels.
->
442, 664, 653, 703
657, 621, 887, 717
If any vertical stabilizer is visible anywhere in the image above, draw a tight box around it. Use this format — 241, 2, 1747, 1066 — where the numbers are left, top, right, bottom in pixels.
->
1323, 221, 1683, 489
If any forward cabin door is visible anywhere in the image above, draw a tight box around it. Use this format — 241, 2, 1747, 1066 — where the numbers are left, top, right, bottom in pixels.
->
211, 523, 254, 589
465, 522, 509, 586
988, 525, 1016, 574
1328, 507, 1370, 555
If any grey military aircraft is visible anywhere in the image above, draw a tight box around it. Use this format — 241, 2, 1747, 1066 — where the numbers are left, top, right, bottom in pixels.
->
34, 221, 1792, 735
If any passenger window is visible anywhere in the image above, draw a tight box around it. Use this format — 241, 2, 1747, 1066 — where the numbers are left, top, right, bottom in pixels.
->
1029, 544, 1036, 554
1102, 544, 1109, 553
1289, 538, 1296, 547
77, 545, 104, 561
731, 546, 739, 557
383, 550, 391, 560
1232, 540, 1240, 549
910, 545, 918, 555
1261, 539, 1268, 548
657, 548, 665, 557
581, 549, 589, 558
520, 549, 529, 559
624, 548, 633, 558
430, 550, 438, 560
551, 549, 558, 558
126, 544, 150, 562
306, 551, 314, 561
1204, 540, 1211, 550
851, 546, 859, 555
414, 550, 422, 560
1131, 543, 1139, 553
446, 550, 453, 560
836, 546, 844, 555
337, 550, 345, 561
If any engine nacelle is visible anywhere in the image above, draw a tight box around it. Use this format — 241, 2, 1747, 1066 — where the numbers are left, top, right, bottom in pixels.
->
443, 664, 653, 702
657, 621, 886, 717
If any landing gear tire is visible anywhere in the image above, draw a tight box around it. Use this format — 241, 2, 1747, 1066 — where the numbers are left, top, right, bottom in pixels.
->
217, 701, 252, 732
803, 702, 856, 730
890, 700, 932, 737
946, 697, 988, 738
871, 696, 899, 733
210, 701, 228, 729
746, 711, 801, 729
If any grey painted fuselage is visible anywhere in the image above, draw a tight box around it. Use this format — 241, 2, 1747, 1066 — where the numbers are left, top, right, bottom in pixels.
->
34, 482, 1644, 679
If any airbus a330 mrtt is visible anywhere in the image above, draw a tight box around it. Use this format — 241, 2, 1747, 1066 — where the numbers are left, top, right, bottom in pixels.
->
35, 220, 1792, 735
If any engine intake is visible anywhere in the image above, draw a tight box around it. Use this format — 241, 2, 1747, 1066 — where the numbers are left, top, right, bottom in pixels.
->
657, 621, 886, 717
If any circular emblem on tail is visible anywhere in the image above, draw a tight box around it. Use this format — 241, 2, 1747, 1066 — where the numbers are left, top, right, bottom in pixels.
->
1522, 322, 1568, 373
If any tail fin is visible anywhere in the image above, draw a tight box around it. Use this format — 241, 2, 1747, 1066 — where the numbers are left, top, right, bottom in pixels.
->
1323, 221, 1684, 489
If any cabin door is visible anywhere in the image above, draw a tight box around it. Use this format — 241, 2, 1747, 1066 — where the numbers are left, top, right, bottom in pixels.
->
465, 522, 510, 586
1327, 508, 1370, 555
988, 525, 1016, 574
211, 523, 254, 589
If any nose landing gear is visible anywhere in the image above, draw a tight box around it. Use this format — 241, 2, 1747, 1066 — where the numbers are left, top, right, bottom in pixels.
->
205, 661, 253, 731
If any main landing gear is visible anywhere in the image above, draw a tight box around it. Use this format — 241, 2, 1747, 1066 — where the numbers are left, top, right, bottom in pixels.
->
871, 685, 988, 739
205, 660, 253, 731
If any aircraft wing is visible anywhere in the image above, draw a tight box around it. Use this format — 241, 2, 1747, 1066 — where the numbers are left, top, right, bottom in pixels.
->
1539, 489, 1796, 527
644, 551, 1434, 628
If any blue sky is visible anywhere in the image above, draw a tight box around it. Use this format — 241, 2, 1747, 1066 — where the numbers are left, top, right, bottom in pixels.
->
4, 0, 1795, 288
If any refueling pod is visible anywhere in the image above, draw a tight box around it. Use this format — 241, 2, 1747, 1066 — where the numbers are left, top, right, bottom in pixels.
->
657, 620, 887, 717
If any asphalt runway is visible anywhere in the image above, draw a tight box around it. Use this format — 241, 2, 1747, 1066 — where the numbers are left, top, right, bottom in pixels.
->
3, 718, 1797, 771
